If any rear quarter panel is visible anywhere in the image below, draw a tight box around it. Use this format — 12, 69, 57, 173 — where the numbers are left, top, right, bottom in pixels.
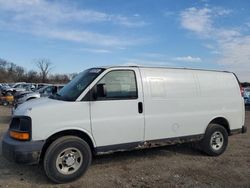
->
196, 71, 244, 131
141, 68, 244, 141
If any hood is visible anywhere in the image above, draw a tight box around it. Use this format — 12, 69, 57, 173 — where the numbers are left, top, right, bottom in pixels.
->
26, 91, 40, 97
14, 97, 64, 116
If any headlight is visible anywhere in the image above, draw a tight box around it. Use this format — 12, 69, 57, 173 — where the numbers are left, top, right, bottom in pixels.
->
9, 116, 31, 141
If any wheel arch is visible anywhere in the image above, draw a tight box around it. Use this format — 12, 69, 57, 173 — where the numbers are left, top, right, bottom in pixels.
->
40, 129, 95, 163
208, 117, 231, 135
26, 97, 37, 101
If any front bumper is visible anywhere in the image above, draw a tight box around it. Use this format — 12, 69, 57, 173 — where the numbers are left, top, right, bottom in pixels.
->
2, 133, 45, 165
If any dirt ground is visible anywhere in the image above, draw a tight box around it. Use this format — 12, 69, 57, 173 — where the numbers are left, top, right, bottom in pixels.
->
0, 106, 249, 188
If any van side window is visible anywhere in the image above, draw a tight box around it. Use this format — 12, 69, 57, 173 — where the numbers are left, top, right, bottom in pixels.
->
96, 70, 138, 100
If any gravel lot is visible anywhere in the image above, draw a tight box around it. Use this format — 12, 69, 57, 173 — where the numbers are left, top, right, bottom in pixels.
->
0, 106, 249, 187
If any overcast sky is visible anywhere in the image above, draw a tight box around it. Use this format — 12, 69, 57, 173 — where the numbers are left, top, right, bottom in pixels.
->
0, 0, 250, 81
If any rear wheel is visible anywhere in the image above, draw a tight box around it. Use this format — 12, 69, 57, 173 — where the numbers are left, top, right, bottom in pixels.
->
43, 136, 92, 183
201, 123, 228, 156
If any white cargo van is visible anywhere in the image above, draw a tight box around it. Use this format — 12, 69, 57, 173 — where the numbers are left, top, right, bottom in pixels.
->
2, 66, 246, 183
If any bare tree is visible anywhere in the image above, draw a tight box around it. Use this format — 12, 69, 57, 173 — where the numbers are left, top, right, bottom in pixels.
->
26, 70, 39, 82
35, 58, 53, 82
0, 57, 70, 84
69, 73, 78, 80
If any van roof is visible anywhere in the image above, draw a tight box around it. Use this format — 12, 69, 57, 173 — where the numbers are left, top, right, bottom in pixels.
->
97, 65, 233, 74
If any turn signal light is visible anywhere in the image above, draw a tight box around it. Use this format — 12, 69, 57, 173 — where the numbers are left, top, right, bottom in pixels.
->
9, 130, 30, 141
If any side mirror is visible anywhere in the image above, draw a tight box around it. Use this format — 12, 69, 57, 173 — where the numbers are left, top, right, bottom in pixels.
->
93, 84, 106, 99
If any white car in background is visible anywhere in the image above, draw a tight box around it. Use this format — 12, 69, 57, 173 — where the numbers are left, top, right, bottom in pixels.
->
14, 84, 64, 107
2, 82, 27, 94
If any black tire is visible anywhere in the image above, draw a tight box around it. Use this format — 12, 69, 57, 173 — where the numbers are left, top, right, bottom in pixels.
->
201, 123, 228, 156
2, 101, 8, 106
43, 136, 92, 183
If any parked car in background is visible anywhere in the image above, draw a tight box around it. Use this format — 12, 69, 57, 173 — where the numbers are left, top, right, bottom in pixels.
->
1, 83, 13, 105
3, 83, 49, 95
0, 84, 11, 94
39, 84, 64, 97
14, 84, 64, 107
0, 93, 14, 106
243, 87, 250, 106
14, 83, 51, 96
35, 83, 52, 90
0, 84, 4, 94
1, 82, 27, 95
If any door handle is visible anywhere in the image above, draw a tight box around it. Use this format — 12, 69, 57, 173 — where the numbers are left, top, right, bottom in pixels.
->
138, 102, 143, 113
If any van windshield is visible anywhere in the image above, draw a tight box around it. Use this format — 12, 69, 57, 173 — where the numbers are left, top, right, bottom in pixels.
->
51, 68, 105, 101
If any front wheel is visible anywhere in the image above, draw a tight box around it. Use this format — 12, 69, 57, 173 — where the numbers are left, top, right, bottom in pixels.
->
43, 136, 92, 183
2, 101, 9, 106
201, 124, 228, 156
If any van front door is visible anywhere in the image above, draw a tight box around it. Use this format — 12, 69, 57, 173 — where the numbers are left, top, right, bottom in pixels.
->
90, 68, 145, 151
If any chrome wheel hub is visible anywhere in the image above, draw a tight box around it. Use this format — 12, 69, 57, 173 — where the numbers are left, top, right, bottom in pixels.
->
210, 131, 224, 151
56, 148, 83, 175
64, 154, 76, 167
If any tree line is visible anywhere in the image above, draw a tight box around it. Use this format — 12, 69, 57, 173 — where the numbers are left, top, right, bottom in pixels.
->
0, 58, 76, 84
1, 57, 249, 86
